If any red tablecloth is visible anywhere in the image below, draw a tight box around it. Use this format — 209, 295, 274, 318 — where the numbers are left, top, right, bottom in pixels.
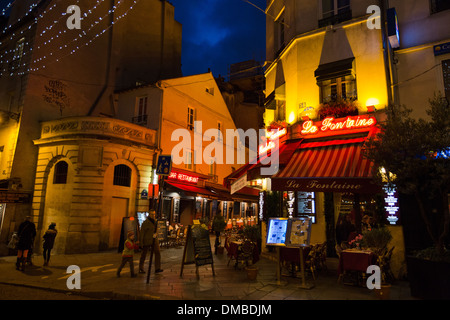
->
338, 250, 376, 275
226, 239, 259, 264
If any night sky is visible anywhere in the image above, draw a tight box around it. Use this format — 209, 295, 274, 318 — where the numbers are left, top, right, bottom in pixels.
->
170, 0, 267, 79
0, 0, 267, 80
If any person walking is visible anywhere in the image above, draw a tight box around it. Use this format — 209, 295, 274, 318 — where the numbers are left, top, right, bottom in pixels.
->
117, 231, 139, 277
42, 223, 58, 266
16, 216, 36, 271
138, 210, 163, 274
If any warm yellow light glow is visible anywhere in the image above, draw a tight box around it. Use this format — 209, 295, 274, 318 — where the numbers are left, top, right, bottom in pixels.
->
366, 98, 380, 107
288, 111, 296, 124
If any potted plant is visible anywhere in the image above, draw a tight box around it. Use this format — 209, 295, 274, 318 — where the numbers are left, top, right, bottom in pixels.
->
362, 227, 394, 299
364, 94, 450, 299
318, 99, 359, 119
212, 214, 227, 254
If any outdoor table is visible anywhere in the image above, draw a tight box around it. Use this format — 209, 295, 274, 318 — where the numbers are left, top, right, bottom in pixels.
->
276, 246, 314, 289
226, 240, 260, 266
338, 249, 376, 284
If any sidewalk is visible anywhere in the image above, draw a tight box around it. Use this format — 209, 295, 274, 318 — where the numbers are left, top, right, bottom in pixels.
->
0, 240, 416, 300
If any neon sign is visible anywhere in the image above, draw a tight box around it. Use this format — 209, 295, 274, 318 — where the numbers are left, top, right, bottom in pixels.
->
301, 116, 376, 135
383, 185, 399, 225
168, 171, 199, 184
259, 127, 287, 155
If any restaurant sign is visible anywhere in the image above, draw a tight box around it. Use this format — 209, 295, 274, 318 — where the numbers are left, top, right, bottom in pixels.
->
301, 115, 377, 136
272, 178, 380, 194
168, 171, 199, 184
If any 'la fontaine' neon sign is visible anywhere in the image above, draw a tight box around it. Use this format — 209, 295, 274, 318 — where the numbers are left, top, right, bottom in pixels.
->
301, 116, 377, 135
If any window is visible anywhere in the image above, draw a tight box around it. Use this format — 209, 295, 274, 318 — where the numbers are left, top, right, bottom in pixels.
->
275, 10, 286, 56
209, 159, 216, 176
443, 59, 450, 100
217, 121, 222, 142
319, 75, 357, 103
53, 161, 68, 184
187, 107, 195, 130
277, 101, 286, 122
430, 0, 450, 14
9, 37, 25, 73
185, 150, 193, 170
319, 0, 351, 27
133, 96, 148, 125
113, 164, 131, 187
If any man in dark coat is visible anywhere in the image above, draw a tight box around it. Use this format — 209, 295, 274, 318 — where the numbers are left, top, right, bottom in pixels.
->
138, 210, 163, 274
16, 216, 36, 271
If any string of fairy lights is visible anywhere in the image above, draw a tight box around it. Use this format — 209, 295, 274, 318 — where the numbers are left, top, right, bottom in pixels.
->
0, 0, 141, 77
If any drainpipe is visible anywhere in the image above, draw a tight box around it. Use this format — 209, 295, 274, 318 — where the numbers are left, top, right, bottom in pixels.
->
159, 0, 166, 80
87, 0, 115, 116
379, 0, 395, 106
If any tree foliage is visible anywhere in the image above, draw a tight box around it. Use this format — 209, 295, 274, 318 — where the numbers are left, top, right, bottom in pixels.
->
364, 94, 450, 253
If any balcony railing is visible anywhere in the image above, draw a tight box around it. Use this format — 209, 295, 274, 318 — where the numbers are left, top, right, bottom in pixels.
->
132, 114, 148, 126
318, 10, 352, 28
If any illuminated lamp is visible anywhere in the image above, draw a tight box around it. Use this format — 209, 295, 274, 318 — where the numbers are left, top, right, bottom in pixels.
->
288, 111, 296, 123
365, 98, 379, 113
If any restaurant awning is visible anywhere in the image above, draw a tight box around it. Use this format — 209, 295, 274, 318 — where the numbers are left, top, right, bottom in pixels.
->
164, 181, 218, 198
225, 139, 303, 186
271, 137, 381, 194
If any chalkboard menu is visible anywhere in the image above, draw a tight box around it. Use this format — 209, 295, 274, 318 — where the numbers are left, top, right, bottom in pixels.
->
180, 225, 215, 277
157, 219, 168, 242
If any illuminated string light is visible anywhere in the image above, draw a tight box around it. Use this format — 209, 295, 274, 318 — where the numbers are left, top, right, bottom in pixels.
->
15, 0, 141, 75
0, 0, 139, 77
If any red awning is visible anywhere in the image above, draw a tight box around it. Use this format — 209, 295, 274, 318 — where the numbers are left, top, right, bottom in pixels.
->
271, 138, 380, 193
165, 181, 218, 198
225, 139, 303, 184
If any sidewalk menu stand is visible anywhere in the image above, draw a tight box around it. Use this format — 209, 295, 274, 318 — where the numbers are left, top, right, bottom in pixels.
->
266, 217, 314, 289
180, 223, 215, 278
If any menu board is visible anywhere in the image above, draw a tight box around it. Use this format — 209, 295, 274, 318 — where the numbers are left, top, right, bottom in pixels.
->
180, 225, 215, 276
298, 191, 315, 212
266, 218, 288, 246
286, 217, 312, 247
157, 219, 168, 242
266, 217, 312, 247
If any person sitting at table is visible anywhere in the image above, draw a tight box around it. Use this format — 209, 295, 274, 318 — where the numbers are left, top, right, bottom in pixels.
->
336, 214, 356, 247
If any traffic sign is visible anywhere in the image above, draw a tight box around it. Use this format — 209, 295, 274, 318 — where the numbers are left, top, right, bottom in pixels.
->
156, 155, 172, 176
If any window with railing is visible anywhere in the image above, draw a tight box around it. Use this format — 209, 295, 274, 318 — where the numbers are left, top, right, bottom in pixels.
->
53, 161, 68, 184
319, 75, 357, 103
133, 96, 148, 126
113, 164, 131, 187
187, 107, 195, 130
319, 0, 352, 28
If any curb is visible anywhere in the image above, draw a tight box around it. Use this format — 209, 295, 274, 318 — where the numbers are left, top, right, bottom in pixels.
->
0, 281, 160, 300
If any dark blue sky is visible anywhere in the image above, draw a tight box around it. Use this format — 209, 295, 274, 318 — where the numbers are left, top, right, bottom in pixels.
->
170, 0, 266, 79
0, 0, 267, 79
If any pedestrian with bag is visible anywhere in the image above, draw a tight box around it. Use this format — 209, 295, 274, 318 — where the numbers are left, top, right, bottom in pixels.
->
138, 210, 163, 274
117, 230, 139, 277
42, 223, 58, 266
16, 216, 36, 271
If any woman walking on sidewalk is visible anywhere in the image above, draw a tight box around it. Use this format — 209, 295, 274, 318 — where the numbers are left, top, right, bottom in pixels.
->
16, 216, 36, 272
42, 223, 58, 266
117, 231, 139, 278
